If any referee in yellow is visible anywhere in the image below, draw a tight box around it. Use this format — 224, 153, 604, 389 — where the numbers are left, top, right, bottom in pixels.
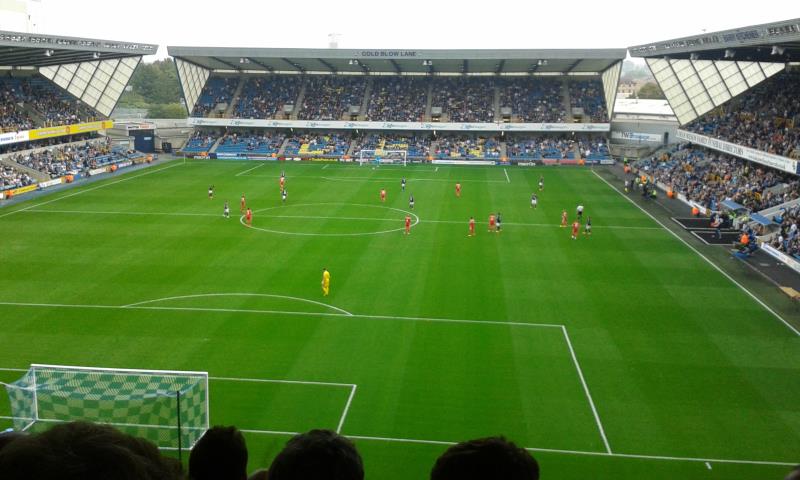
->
321, 268, 330, 296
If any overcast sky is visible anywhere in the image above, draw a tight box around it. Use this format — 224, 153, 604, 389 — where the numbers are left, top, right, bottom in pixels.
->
1, 0, 798, 61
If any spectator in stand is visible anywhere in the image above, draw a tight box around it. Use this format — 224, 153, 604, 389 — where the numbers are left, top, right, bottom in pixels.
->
356, 133, 431, 159
0, 421, 181, 480
430, 436, 540, 480
267, 429, 364, 480
0, 165, 35, 191
192, 77, 239, 117
299, 76, 366, 121
189, 425, 248, 480
8, 138, 130, 179
688, 71, 800, 159
500, 78, 566, 123
283, 133, 350, 157
569, 80, 607, 122
235, 76, 302, 119
435, 134, 501, 159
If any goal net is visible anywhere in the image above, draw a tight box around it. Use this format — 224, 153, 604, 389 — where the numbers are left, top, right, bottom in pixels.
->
2, 364, 209, 450
357, 149, 407, 166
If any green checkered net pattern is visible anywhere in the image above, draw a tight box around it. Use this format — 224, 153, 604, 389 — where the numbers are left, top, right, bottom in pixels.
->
4, 366, 208, 449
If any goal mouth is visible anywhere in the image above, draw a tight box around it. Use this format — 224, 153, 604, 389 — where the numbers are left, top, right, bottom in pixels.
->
3, 364, 209, 451
356, 149, 408, 165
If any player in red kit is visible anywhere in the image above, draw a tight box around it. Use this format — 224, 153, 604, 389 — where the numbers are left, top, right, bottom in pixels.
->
561, 209, 568, 227
571, 220, 580, 240
455, 182, 461, 197
468, 216, 476, 236
405, 215, 411, 235
245, 208, 253, 226
280, 176, 285, 192
380, 188, 386, 202
240, 194, 246, 213
488, 214, 496, 233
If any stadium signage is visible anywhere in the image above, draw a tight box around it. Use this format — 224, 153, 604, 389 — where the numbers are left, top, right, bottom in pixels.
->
0, 130, 29, 145
611, 131, 663, 143
38, 178, 62, 188
187, 117, 610, 133
357, 51, 418, 58
676, 130, 799, 175
761, 244, 800, 275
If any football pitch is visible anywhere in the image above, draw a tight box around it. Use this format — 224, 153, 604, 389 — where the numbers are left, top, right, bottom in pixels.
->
0, 158, 798, 479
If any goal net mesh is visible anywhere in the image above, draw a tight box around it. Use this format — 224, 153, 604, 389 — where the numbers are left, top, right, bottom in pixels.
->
357, 149, 407, 165
3, 364, 209, 450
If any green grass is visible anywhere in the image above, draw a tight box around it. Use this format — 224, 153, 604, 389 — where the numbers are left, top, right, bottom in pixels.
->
0, 159, 798, 479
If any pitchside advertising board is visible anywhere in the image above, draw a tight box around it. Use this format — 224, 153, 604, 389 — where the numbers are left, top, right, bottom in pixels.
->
676, 130, 800, 175
187, 117, 611, 133
611, 131, 663, 143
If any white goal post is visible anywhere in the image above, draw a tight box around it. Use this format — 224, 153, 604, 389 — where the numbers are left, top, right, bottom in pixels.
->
357, 149, 408, 166
2, 364, 209, 452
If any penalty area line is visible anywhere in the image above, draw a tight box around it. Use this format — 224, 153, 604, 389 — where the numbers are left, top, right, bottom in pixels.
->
235, 163, 266, 177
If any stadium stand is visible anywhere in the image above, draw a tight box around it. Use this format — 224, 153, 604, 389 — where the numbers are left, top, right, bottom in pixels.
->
366, 77, 429, 122
506, 136, 577, 160
216, 132, 285, 157
182, 132, 219, 154
434, 134, 501, 160
635, 144, 800, 212
299, 76, 366, 121
283, 133, 350, 157
234, 76, 302, 119
569, 79, 608, 122
0, 76, 96, 131
355, 133, 431, 159
769, 203, 800, 258
0, 164, 35, 191
431, 77, 494, 123
686, 71, 800, 159
192, 77, 238, 117
499, 78, 566, 123
7, 138, 142, 178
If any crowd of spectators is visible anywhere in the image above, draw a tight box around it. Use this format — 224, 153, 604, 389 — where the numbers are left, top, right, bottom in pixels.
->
235, 76, 302, 119
299, 76, 366, 121
192, 77, 238, 117
366, 77, 429, 122
569, 80, 607, 122
687, 71, 800, 159
0, 164, 35, 191
183, 132, 219, 154
500, 78, 566, 123
1, 76, 93, 131
635, 144, 800, 212
434, 134, 500, 159
431, 78, 495, 123
506, 136, 577, 160
356, 133, 431, 158
283, 133, 351, 157
8, 138, 129, 178
0, 421, 545, 480
770, 203, 800, 258
216, 131, 285, 156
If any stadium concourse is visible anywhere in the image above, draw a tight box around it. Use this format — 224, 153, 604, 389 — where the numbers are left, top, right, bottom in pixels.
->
2, 17, 800, 480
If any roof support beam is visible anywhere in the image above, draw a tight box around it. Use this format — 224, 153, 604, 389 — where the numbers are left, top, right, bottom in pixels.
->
210, 57, 240, 71
710, 61, 734, 103
281, 58, 304, 73
566, 60, 582, 73
495, 60, 505, 75
317, 58, 337, 73
462, 60, 468, 74
246, 58, 274, 73
389, 59, 402, 74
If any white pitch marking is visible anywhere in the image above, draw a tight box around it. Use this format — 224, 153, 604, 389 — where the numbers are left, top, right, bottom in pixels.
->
592, 170, 800, 337
28, 209, 218, 218
322, 164, 329, 170
562, 326, 612, 454
504, 168, 510, 183
122, 292, 353, 316
337, 384, 358, 433
435, 167, 439, 172
706, 462, 712, 470
235, 163, 266, 177
211, 376, 354, 389
0, 300, 562, 329
0, 161, 182, 220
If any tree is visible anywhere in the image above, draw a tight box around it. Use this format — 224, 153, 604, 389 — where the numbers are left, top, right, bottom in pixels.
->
147, 103, 186, 119
637, 82, 665, 100
116, 59, 184, 116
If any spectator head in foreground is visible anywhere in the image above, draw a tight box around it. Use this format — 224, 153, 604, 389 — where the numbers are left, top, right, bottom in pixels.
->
268, 429, 364, 480
786, 465, 800, 480
0, 429, 26, 453
430, 436, 539, 480
189, 425, 248, 480
0, 421, 181, 480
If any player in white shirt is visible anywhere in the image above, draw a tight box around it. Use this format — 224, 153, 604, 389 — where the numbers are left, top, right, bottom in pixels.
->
223, 201, 230, 218
576, 204, 584, 220
531, 193, 538, 209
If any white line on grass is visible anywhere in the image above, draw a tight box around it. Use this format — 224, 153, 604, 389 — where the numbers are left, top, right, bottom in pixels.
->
561, 326, 612, 454
28, 209, 218, 218
0, 162, 182, 220
504, 168, 510, 183
211, 376, 355, 388
591, 170, 800, 337
337, 385, 358, 433
235, 163, 266, 176
0, 300, 562, 329
435, 166, 439, 172
122, 292, 353, 316
322, 164, 329, 170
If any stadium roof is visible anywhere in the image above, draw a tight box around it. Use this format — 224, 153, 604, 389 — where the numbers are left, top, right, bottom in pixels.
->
0, 30, 156, 67
167, 47, 626, 74
0, 30, 156, 117
629, 18, 800, 62
628, 19, 797, 126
